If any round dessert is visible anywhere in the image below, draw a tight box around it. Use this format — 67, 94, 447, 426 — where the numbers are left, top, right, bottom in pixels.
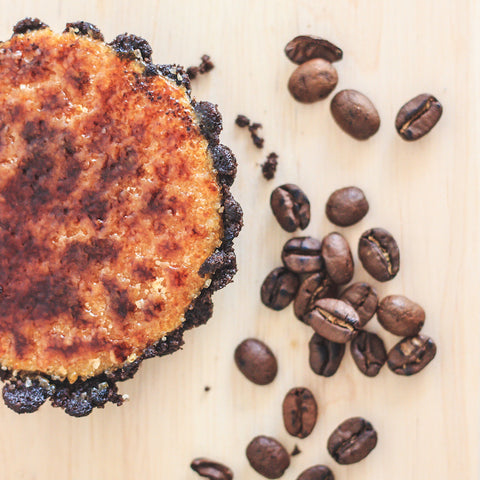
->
0, 19, 242, 416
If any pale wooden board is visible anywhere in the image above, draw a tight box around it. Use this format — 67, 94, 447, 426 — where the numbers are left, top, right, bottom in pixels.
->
0, 1, 478, 479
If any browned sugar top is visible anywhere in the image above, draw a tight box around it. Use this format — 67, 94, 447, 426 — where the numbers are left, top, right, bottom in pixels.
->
0, 29, 223, 381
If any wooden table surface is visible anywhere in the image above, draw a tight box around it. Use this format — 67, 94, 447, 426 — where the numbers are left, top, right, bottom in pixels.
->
0, 1, 478, 479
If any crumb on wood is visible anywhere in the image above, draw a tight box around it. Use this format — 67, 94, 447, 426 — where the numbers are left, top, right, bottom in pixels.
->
204, 385, 211, 392
251, 133, 264, 148
248, 123, 264, 149
261, 152, 278, 180
235, 114, 250, 128
235, 115, 265, 148
187, 54, 215, 80
291, 445, 301, 456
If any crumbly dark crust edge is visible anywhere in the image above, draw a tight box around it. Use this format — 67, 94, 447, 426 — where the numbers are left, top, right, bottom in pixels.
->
0, 19, 243, 417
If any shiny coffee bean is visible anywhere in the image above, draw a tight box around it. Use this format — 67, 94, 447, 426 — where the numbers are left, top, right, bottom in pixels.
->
234, 339, 278, 385
327, 417, 377, 465
190, 458, 233, 480
294, 272, 337, 321
321, 232, 354, 285
270, 184, 310, 232
304, 298, 359, 343
387, 334, 437, 376
339, 282, 378, 327
282, 387, 318, 439
395, 93, 442, 141
377, 295, 425, 336
330, 90, 380, 140
261, 267, 299, 311
326, 186, 369, 227
297, 465, 334, 480
309, 333, 345, 377
358, 228, 400, 282
282, 237, 323, 274
285, 35, 343, 64
350, 331, 387, 377
246, 435, 290, 479
288, 59, 338, 103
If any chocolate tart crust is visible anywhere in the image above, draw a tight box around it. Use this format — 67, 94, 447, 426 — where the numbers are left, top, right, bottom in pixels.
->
0, 19, 242, 417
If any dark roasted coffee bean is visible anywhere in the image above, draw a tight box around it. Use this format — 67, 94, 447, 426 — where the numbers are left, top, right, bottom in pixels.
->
285, 35, 343, 64
282, 237, 323, 274
339, 282, 378, 327
377, 295, 425, 336
246, 435, 290, 479
309, 333, 345, 377
191, 458, 233, 480
330, 90, 380, 140
358, 228, 400, 282
387, 335, 436, 375
395, 93, 442, 141
294, 272, 337, 321
234, 338, 278, 385
270, 184, 311, 232
282, 387, 318, 439
261, 267, 299, 311
326, 186, 369, 227
327, 417, 377, 465
350, 331, 387, 377
297, 465, 334, 480
288, 59, 338, 103
321, 233, 354, 285
305, 298, 359, 343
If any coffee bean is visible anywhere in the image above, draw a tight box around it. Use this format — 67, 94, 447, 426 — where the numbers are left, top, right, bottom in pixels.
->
325, 186, 369, 227
261, 267, 299, 311
350, 331, 387, 377
304, 298, 359, 343
285, 35, 343, 64
234, 339, 278, 385
308, 333, 345, 377
321, 232, 354, 285
246, 435, 290, 479
395, 93, 442, 141
190, 458, 233, 480
327, 417, 377, 465
387, 334, 437, 376
282, 387, 318, 439
339, 282, 378, 327
282, 237, 323, 274
288, 59, 338, 103
330, 90, 380, 140
358, 228, 400, 282
270, 184, 311, 232
297, 465, 334, 480
377, 295, 425, 336
294, 272, 337, 321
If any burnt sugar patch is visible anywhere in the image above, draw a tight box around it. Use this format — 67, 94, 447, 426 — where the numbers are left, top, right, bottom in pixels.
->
102, 279, 135, 321
100, 147, 138, 185
80, 189, 109, 225
21, 273, 81, 319
63, 238, 119, 266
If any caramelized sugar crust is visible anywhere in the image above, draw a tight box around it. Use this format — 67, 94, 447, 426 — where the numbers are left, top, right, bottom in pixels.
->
0, 29, 223, 381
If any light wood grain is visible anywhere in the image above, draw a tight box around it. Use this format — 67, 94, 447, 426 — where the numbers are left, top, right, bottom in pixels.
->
0, 0, 478, 479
